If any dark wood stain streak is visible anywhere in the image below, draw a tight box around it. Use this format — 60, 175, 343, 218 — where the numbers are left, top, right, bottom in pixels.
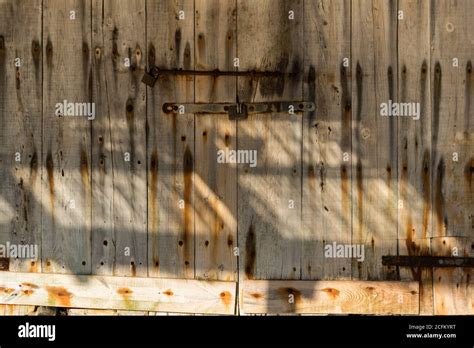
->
15, 56, 20, 90
148, 42, 156, 68
150, 149, 159, 244
175, 28, 181, 65
289, 57, 302, 99
197, 32, 205, 61
225, 30, 233, 70
46, 37, 53, 67
341, 165, 350, 220
435, 157, 446, 236
259, 54, 288, 97
307, 164, 316, 190
0, 35, 5, 119
340, 63, 351, 152
432, 62, 441, 170
466, 61, 472, 133
30, 148, 38, 184
183, 42, 191, 70
464, 157, 473, 189
80, 147, 89, 190
355, 62, 364, 235
46, 150, 55, 223
245, 224, 256, 279
82, 41, 89, 85
112, 26, 119, 73
183, 145, 193, 268
125, 98, 136, 175
421, 149, 431, 241
387, 65, 395, 159
319, 162, 325, 192
307, 65, 316, 126
420, 60, 428, 141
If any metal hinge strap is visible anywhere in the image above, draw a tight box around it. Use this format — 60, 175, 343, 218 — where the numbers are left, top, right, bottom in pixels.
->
142, 66, 292, 87
162, 102, 315, 120
382, 256, 474, 268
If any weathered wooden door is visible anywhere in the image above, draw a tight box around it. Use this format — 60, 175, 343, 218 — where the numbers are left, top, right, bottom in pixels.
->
0, 0, 472, 316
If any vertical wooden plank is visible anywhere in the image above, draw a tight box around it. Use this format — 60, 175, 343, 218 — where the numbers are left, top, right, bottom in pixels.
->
0, 0, 42, 273
237, 0, 303, 281
194, 0, 237, 281
147, 0, 195, 279
91, 0, 147, 277
397, 0, 433, 314
91, 0, 113, 276
431, 0, 473, 315
351, 0, 398, 280
302, 0, 352, 280
42, 0, 92, 274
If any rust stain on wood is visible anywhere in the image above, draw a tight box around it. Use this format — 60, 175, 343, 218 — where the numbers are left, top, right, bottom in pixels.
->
117, 287, 133, 297
163, 289, 174, 296
46, 286, 73, 307
322, 287, 340, 299
220, 291, 232, 307
0, 287, 15, 294
21, 282, 39, 289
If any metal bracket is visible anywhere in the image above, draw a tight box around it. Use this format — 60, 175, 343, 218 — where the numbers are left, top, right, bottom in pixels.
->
142, 66, 291, 87
162, 102, 315, 120
382, 256, 474, 268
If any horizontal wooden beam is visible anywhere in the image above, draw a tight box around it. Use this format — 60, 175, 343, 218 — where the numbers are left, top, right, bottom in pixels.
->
0, 272, 236, 315
241, 280, 419, 315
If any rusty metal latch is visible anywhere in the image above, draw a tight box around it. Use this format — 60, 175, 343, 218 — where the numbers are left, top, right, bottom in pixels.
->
382, 256, 474, 268
162, 102, 315, 121
142, 66, 291, 88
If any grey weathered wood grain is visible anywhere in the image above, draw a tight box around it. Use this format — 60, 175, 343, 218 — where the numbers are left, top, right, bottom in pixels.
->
237, 0, 303, 281
42, 0, 92, 275
147, 0, 195, 279
91, 0, 147, 277
0, 0, 42, 273
351, 0, 398, 280
397, 0, 433, 315
431, 0, 473, 315
302, 0, 352, 280
194, 0, 237, 282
